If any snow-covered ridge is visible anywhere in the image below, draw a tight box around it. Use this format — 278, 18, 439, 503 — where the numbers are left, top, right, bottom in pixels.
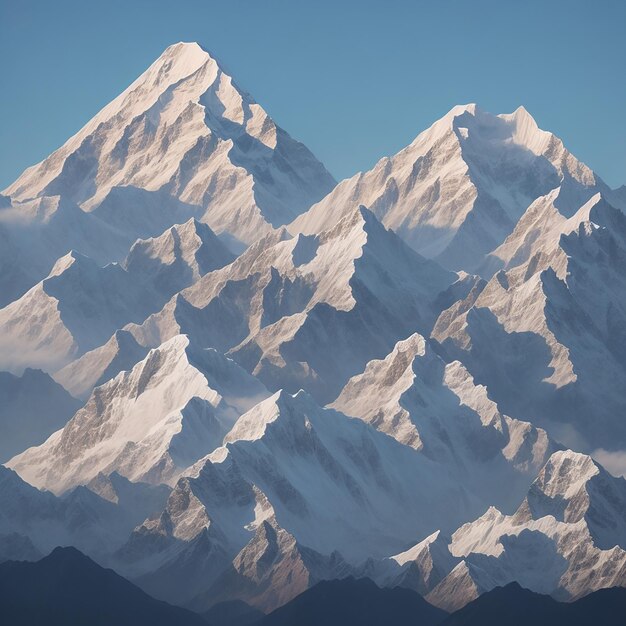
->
123, 205, 454, 403
332, 332, 553, 510
0, 464, 170, 562
432, 190, 626, 450
426, 450, 626, 610
113, 377, 556, 610
0, 216, 233, 375
7, 335, 270, 493
1, 41, 625, 613
359, 449, 626, 613
4, 42, 336, 249
291, 104, 611, 272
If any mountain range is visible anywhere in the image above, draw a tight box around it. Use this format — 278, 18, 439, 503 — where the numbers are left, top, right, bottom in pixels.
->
2, 550, 624, 625
1, 40, 624, 620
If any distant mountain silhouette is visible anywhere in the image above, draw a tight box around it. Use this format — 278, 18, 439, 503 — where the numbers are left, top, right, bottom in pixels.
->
249, 578, 626, 626
441, 582, 626, 626
0, 546, 207, 626
204, 599, 264, 626
3, 548, 624, 626
257, 577, 446, 625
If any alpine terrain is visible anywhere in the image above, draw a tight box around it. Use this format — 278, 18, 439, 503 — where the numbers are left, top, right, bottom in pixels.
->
1, 40, 625, 623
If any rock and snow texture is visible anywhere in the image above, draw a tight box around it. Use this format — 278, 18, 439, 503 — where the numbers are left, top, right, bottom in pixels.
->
0, 217, 232, 374
291, 105, 611, 272
358, 529, 460, 600
0, 194, 136, 307
53, 330, 150, 400
331, 333, 553, 511
358, 450, 626, 613
4, 42, 335, 252
432, 191, 626, 450
422, 451, 626, 611
0, 369, 81, 462
0, 251, 157, 373
123, 217, 235, 296
127, 206, 455, 403
116, 390, 470, 608
1, 40, 626, 614
8, 335, 270, 493
115, 387, 553, 610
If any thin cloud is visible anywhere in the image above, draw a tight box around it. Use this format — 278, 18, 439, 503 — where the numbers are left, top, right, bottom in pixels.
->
591, 448, 626, 478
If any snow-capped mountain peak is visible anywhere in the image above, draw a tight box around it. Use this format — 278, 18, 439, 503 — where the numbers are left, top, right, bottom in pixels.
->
514, 450, 626, 548
291, 104, 606, 272
4, 42, 335, 249
1, 40, 625, 616
423, 450, 626, 610
7, 335, 270, 493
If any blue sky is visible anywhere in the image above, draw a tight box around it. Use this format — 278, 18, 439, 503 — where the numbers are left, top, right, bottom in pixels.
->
1, 0, 624, 189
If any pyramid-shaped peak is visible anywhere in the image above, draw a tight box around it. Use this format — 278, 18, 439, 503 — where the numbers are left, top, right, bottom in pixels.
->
511, 104, 537, 121
391, 529, 442, 565
156, 41, 216, 72
166, 41, 210, 55
107, 41, 221, 107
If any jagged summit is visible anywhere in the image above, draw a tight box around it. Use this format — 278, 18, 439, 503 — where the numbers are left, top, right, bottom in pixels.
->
159, 41, 214, 69
291, 104, 606, 272
4, 41, 335, 249
123, 204, 453, 403
7, 334, 270, 493
1, 41, 625, 616
421, 449, 626, 610
432, 186, 626, 450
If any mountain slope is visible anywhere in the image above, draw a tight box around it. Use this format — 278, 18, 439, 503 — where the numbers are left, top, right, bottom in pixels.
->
0, 251, 156, 372
0, 368, 81, 461
0, 217, 232, 375
0, 547, 207, 626
8, 335, 270, 493
123, 217, 235, 296
291, 105, 611, 272
117, 389, 542, 610
0, 465, 169, 558
432, 192, 626, 450
371, 530, 460, 597
440, 582, 626, 626
0, 195, 139, 307
127, 206, 455, 403
4, 42, 335, 250
425, 450, 626, 611
479, 178, 601, 275
257, 577, 446, 626
331, 333, 553, 511
53, 329, 150, 400
0, 533, 42, 564
204, 600, 264, 626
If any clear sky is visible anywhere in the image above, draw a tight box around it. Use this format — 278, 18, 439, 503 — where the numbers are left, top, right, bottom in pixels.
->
1, 0, 624, 189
